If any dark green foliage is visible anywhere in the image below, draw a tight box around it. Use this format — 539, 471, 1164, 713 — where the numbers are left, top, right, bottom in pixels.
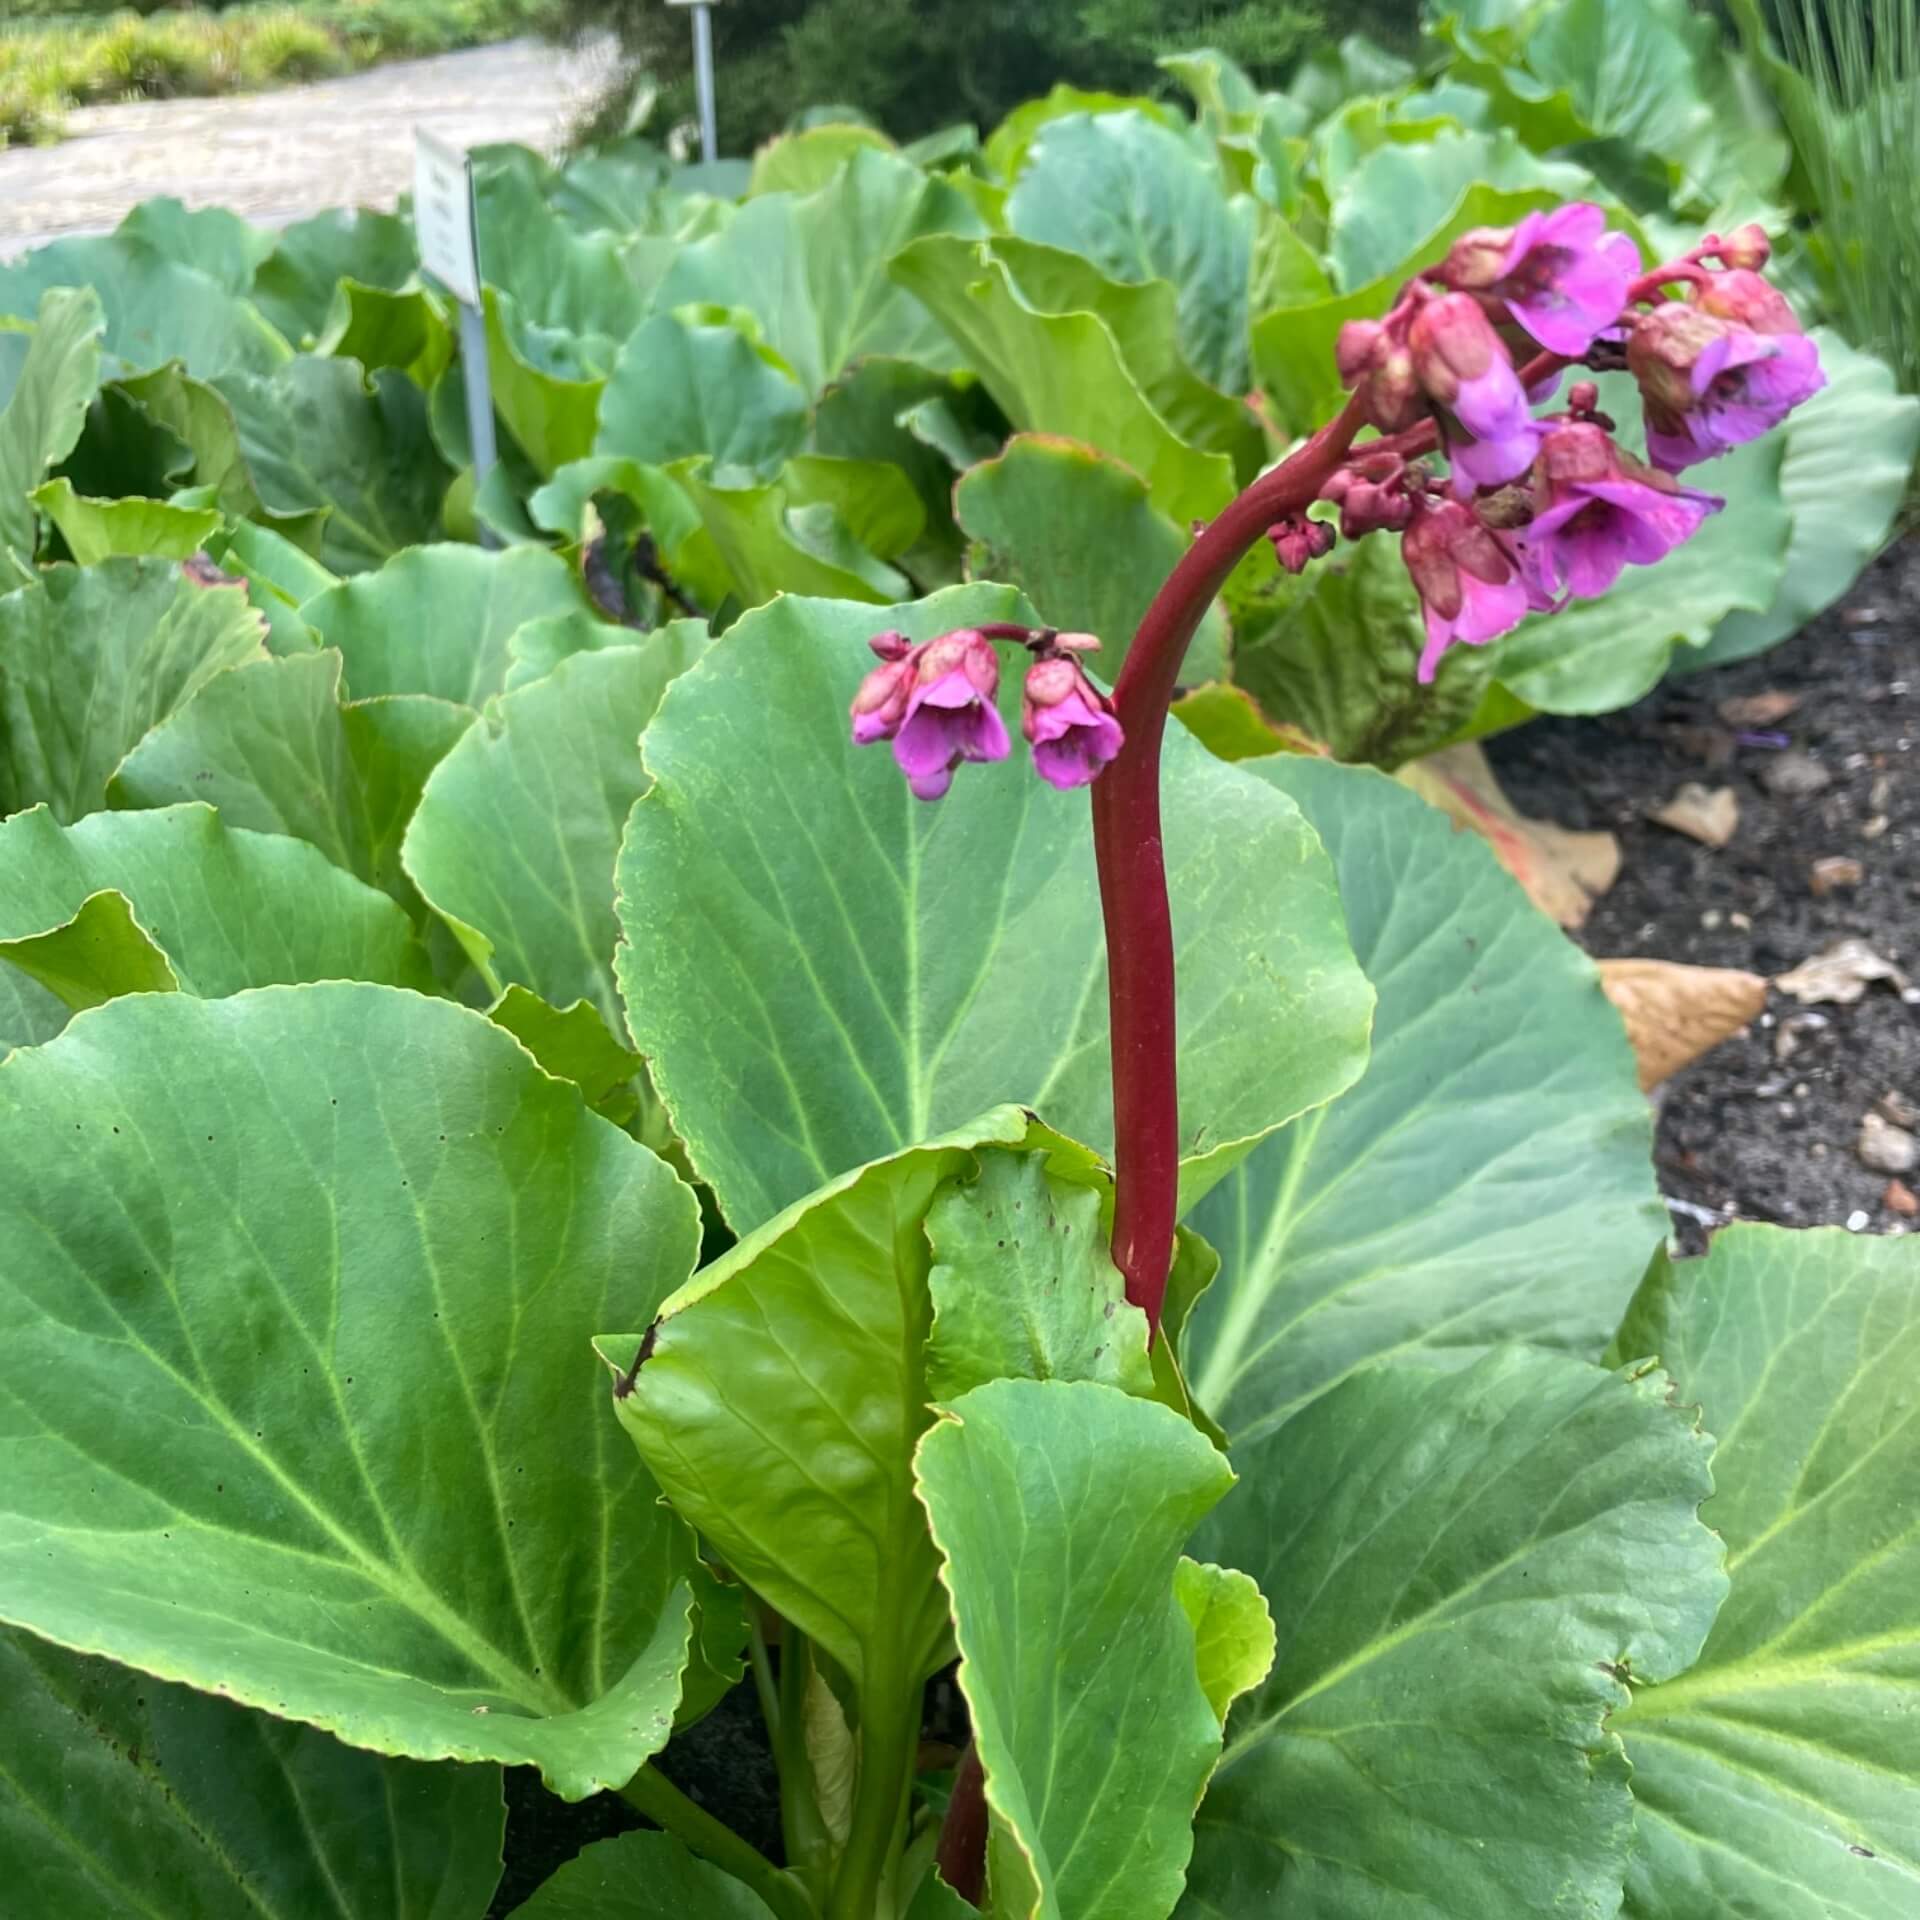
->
549, 0, 1419, 149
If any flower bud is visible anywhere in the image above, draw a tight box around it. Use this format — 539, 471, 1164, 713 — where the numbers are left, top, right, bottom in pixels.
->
1696, 267, 1800, 336
1268, 513, 1336, 574
1626, 302, 1727, 415
1336, 318, 1424, 432
1400, 498, 1531, 683
1409, 293, 1531, 447
1713, 224, 1771, 271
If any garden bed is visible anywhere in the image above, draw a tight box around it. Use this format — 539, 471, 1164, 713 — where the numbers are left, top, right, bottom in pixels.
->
1491, 533, 1920, 1247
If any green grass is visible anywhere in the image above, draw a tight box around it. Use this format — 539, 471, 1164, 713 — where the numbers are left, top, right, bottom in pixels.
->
0, 0, 559, 147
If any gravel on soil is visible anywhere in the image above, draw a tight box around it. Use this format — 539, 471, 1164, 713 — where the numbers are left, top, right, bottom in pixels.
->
1488, 534, 1920, 1250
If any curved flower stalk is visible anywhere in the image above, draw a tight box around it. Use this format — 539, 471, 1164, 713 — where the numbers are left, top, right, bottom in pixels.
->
853, 207, 1824, 1334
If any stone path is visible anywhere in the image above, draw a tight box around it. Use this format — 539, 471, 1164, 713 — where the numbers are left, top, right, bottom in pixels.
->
0, 37, 614, 258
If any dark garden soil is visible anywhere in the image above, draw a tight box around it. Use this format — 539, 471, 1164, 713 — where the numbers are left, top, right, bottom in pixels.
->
1488, 533, 1920, 1251
488, 538, 1920, 1909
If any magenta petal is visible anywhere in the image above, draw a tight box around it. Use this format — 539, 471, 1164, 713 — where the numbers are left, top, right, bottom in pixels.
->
1646, 421, 1708, 471
1452, 421, 1545, 492
1456, 572, 1530, 645
964, 699, 1012, 764
893, 707, 966, 779
851, 710, 897, 745
1558, 523, 1631, 599
907, 763, 956, 802
1452, 358, 1531, 441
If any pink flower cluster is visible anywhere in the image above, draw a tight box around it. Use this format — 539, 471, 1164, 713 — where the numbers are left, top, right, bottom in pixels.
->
1328, 212, 1824, 682
851, 627, 1121, 801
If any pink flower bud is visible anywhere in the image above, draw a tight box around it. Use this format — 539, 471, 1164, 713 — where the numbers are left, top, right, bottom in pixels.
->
1267, 514, 1336, 574
1021, 655, 1124, 791
850, 652, 918, 745
1696, 267, 1801, 336
1409, 293, 1534, 477
852, 628, 1012, 800
1711, 224, 1771, 271
1336, 318, 1424, 432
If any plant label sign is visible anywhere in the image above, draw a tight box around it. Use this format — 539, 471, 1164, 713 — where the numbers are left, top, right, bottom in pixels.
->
413, 130, 482, 308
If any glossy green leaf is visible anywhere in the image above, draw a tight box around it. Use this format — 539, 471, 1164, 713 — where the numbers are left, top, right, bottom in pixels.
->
0, 288, 104, 585
509, 1831, 776, 1918
506, 611, 701, 692
108, 649, 474, 915
488, 984, 643, 1121
1693, 329, 1920, 671
250, 207, 420, 346
473, 160, 650, 349
1228, 530, 1498, 768
672, 461, 912, 607
748, 124, 896, 198
1186, 757, 1660, 1443
215, 357, 448, 574
0, 962, 66, 1055
30, 478, 220, 566
303, 543, 591, 705
892, 236, 1238, 526
482, 288, 609, 480
604, 1109, 1036, 1694
0, 1627, 504, 1919
1006, 110, 1254, 395
1181, 1349, 1725, 1918
317, 280, 455, 389
1175, 1561, 1275, 1727
404, 641, 704, 1026
596, 311, 809, 478
954, 435, 1226, 683
925, 1145, 1153, 1403
0, 558, 266, 821
0, 236, 289, 380
0, 803, 430, 1011
917, 1378, 1237, 1920
654, 147, 978, 394
1608, 1225, 1920, 1918
614, 585, 1371, 1230
1492, 376, 1789, 713
117, 197, 276, 297
985, 86, 1184, 184
0, 984, 705, 1798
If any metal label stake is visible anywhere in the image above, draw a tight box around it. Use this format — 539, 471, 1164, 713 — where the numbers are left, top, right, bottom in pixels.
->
668, 0, 721, 164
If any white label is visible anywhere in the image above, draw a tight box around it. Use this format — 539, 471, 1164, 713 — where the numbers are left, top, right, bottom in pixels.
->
413, 131, 481, 308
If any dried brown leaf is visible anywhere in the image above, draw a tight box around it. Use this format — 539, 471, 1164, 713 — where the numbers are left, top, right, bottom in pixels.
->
1598, 958, 1767, 1091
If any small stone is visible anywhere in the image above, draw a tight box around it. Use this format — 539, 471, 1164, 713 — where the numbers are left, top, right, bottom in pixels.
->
1887, 1179, 1919, 1217
1652, 783, 1739, 848
1758, 750, 1832, 798
1810, 855, 1865, 895
1701, 908, 1724, 930
1718, 690, 1802, 727
1863, 813, 1891, 839
1876, 1090, 1920, 1129
1847, 1209, 1872, 1232
1730, 911, 1753, 931
1812, 1142, 1828, 1158
1857, 1110, 1919, 1175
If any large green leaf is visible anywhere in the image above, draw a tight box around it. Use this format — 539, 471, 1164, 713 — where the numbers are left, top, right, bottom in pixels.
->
215, 358, 447, 574
1228, 530, 1497, 766
0, 288, 103, 586
117, 197, 276, 298
108, 649, 475, 916
603, 1110, 1035, 1698
250, 207, 420, 346
0, 962, 66, 1055
403, 639, 707, 1027
924, 1144, 1153, 1404
1005, 110, 1254, 395
891, 236, 1235, 527
0, 803, 430, 1010
317, 280, 455, 390
0, 558, 266, 821
953, 435, 1227, 683
653, 147, 978, 394
481, 288, 610, 480
302, 543, 591, 706
1185, 757, 1660, 1442
473, 160, 651, 349
1181, 1349, 1726, 1918
0, 1627, 504, 1919
30, 478, 220, 567
596, 311, 809, 479
916, 1378, 1241, 1920
1692, 329, 1920, 671
0, 985, 704, 1798
0, 236, 289, 380
509, 1832, 775, 1918
1608, 1226, 1920, 1918
1492, 375, 1790, 713
613, 585, 1371, 1231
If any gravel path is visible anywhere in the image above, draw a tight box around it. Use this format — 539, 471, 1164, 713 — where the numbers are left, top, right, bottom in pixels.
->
0, 37, 615, 258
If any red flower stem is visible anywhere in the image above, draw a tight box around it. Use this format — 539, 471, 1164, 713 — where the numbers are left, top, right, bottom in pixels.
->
933, 1741, 988, 1906
1090, 395, 1365, 1335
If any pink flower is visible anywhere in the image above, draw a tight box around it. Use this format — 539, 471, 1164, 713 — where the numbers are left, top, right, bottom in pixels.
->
1450, 417, 1548, 495
1022, 655, 1123, 790
1516, 422, 1722, 601
851, 628, 1010, 800
1629, 273, 1825, 471
1443, 204, 1641, 357
1401, 499, 1533, 684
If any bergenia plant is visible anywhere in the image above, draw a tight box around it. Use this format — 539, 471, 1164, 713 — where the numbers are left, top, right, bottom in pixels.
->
1, 197, 1911, 1920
